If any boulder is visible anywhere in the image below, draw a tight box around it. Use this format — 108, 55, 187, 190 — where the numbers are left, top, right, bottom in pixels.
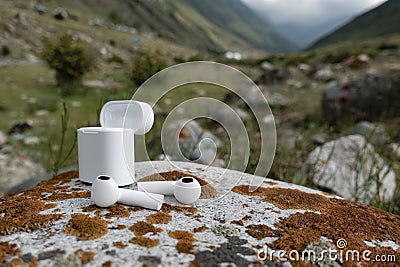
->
52, 7, 68, 20
322, 73, 388, 122
314, 67, 335, 82
7, 121, 32, 134
0, 161, 399, 266
343, 54, 371, 69
162, 120, 222, 166
258, 62, 288, 84
391, 143, 400, 159
0, 131, 7, 147
298, 135, 396, 204
351, 121, 390, 146
0, 152, 44, 196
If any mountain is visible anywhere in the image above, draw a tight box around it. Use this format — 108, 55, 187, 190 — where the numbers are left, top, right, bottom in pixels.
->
184, 0, 298, 53
311, 0, 400, 49
274, 15, 350, 48
24, 0, 297, 54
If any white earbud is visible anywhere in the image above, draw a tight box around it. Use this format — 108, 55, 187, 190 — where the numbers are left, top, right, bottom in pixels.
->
137, 177, 201, 205
91, 175, 164, 210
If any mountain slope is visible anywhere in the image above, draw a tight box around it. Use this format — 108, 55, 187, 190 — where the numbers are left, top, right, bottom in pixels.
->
311, 0, 400, 49
184, 0, 298, 53
14, 0, 296, 53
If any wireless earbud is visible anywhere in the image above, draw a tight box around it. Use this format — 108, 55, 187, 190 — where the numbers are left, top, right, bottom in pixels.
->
91, 175, 164, 210
137, 177, 201, 205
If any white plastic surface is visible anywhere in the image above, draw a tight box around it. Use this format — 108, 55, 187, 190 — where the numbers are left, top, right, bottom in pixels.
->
137, 181, 176, 195
137, 177, 201, 204
91, 175, 164, 210
174, 177, 201, 204
100, 100, 154, 135
78, 127, 135, 185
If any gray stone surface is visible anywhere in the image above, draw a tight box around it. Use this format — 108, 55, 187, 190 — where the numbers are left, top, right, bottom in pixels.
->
299, 135, 396, 204
1, 161, 398, 266
351, 121, 389, 146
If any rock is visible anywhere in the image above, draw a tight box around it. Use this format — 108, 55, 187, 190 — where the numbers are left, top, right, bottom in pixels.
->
34, 4, 47, 15
23, 136, 41, 146
391, 143, 400, 159
0, 152, 44, 196
7, 121, 32, 134
162, 120, 222, 165
0, 161, 399, 266
259, 62, 288, 84
298, 135, 396, 204
0, 131, 7, 147
52, 7, 68, 20
343, 54, 370, 69
35, 110, 49, 117
351, 121, 389, 146
322, 73, 388, 122
314, 67, 335, 82
311, 133, 327, 145
266, 92, 289, 108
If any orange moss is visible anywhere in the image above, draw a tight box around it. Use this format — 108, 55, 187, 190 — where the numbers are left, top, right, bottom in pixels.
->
232, 185, 331, 211
169, 230, 197, 254
10, 257, 23, 267
0, 197, 62, 235
81, 204, 102, 216
193, 226, 208, 233
129, 236, 159, 248
0, 242, 18, 264
104, 204, 131, 219
102, 261, 112, 267
231, 220, 244, 226
28, 257, 37, 267
128, 221, 162, 236
113, 241, 127, 249
64, 214, 108, 240
161, 203, 197, 216
146, 212, 172, 224
74, 249, 96, 264
245, 224, 275, 240
138, 171, 217, 199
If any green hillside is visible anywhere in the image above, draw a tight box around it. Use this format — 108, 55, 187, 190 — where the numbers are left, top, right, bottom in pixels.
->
15, 0, 296, 54
311, 0, 400, 48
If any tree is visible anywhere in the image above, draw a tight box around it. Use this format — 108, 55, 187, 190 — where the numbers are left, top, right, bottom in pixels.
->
41, 34, 95, 87
130, 51, 167, 86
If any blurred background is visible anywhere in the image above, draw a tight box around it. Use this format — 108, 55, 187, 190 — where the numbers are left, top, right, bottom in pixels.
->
0, 0, 399, 213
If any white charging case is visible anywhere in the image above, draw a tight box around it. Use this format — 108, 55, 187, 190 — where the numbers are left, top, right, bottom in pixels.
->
78, 100, 154, 185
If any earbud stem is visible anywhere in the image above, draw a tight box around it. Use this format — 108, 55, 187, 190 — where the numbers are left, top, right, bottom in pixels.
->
119, 188, 164, 210
137, 181, 177, 195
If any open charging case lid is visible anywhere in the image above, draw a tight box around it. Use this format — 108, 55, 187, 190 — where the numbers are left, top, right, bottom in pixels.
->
99, 100, 154, 134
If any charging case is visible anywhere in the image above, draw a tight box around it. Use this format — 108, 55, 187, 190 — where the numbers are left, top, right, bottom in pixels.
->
78, 100, 154, 185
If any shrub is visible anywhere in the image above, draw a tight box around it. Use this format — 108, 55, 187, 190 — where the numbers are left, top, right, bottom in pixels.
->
41, 34, 96, 87
130, 51, 167, 86
1, 45, 10, 57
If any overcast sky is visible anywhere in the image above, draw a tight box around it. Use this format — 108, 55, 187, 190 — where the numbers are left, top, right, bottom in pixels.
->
242, 0, 387, 26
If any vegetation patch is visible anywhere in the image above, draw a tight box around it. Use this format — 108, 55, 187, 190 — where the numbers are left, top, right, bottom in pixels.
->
74, 249, 96, 264
128, 221, 162, 237
146, 211, 172, 224
128, 236, 159, 248
169, 230, 197, 254
64, 214, 108, 240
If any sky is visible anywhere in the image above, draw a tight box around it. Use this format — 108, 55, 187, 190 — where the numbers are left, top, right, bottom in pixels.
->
242, 0, 387, 26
